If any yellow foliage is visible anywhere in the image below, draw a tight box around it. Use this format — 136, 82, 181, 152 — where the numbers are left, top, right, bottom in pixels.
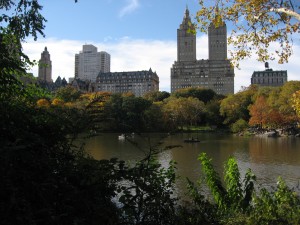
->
196, 0, 299, 66
64, 102, 74, 108
51, 98, 64, 106
37, 99, 50, 108
292, 90, 300, 118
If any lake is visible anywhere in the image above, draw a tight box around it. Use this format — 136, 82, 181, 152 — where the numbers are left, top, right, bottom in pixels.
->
83, 132, 300, 196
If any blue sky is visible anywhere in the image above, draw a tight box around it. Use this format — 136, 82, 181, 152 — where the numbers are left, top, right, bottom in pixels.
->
38, 0, 198, 41
23, 0, 300, 92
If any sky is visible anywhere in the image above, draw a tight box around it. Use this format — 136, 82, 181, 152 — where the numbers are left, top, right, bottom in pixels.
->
22, 0, 300, 93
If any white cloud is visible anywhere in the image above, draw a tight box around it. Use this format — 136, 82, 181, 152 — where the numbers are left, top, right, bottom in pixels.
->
119, 0, 140, 17
23, 36, 300, 93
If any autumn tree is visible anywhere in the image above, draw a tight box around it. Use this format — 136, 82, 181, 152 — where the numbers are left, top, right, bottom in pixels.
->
163, 97, 206, 129
249, 96, 271, 128
276, 81, 300, 122
220, 86, 257, 125
292, 90, 300, 119
54, 86, 81, 102
196, 0, 300, 66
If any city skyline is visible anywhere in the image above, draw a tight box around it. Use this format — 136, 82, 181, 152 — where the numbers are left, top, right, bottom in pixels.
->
23, 0, 300, 92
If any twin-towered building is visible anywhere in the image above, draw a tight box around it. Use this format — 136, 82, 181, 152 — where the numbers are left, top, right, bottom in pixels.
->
170, 7, 235, 95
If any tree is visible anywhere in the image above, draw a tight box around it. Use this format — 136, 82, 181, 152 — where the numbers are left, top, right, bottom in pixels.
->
183, 97, 206, 126
220, 86, 257, 125
205, 98, 225, 128
143, 91, 170, 102
248, 95, 271, 128
292, 90, 300, 119
1, 0, 45, 99
276, 81, 300, 124
196, 0, 300, 66
55, 86, 81, 102
144, 102, 170, 132
230, 119, 249, 133
103, 94, 152, 132
172, 87, 217, 104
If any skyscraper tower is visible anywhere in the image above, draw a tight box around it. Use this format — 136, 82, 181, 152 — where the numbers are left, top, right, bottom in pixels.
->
208, 11, 227, 60
38, 47, 52, 82
177, 7, 196, 62
74, 44, 111, 81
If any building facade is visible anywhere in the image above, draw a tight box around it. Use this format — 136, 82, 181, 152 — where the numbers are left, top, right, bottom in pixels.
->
251, 69, 287, 87
38, 47, 52, 83
96, 68, 159, 97
171, 8, 234, 95
75, 44, 110, 82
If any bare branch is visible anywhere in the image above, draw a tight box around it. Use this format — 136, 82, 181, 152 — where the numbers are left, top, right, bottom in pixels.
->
270, 7, 300, 21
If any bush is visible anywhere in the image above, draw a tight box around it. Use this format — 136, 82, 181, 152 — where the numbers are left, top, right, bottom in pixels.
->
230, 119, 248, 133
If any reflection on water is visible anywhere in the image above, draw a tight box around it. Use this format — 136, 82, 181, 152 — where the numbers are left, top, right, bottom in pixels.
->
84, 133, 300, 195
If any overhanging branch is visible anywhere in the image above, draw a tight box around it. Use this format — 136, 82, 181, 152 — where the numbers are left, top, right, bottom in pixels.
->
270, 7, 300, 21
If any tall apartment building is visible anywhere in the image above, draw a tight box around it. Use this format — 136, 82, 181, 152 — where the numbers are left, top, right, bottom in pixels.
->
74, 44, 110, 82
251, 63, 287, 87
96, 68, 159, 97
38, 47, 52, 83
171, 7, 234, 95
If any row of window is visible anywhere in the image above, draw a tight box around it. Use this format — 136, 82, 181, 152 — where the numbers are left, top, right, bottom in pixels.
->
252, 78, 285, 84
253, 72, 287, 77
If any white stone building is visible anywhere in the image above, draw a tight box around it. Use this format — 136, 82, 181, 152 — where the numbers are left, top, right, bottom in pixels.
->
96, 68, 159, 97
75, 44, 110, 82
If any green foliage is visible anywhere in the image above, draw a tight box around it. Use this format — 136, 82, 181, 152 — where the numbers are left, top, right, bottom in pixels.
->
178, 179, 218, 225
191, 153, 257, 222
55, 86, 81, 102
117, 156, 178, 225
230, 119, 248, 133
0, 1, 47, 99
199, 153, 227, 208
248, 178, 300, 225
224, 157, 243, 209
144, 102, 171, 132
188, 153, 300, 224
103, 94, 152, 132
172, 87, 217, 104
205, 98, 225, 128
143, 90, 170, 102
220, 86, 257, 125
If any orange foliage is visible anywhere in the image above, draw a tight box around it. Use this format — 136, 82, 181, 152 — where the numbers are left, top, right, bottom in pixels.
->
249, 96, 270, 127
37, 99, 50, 108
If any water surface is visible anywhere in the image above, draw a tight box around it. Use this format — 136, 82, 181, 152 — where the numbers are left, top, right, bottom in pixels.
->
84, 133, 300, 196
